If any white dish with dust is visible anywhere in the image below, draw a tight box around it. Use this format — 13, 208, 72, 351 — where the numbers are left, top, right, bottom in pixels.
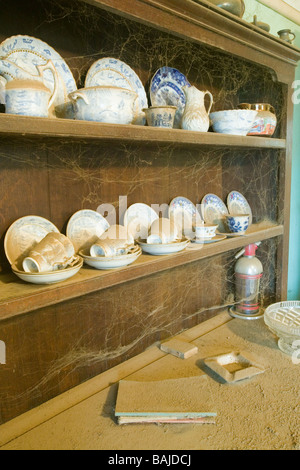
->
123, 203, 158, 241
66, 210, 110, 254
4, 215, 60, 268
137, 238, 189, 255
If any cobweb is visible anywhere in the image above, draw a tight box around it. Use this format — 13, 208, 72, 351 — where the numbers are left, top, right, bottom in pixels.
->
0, 0, 286, 423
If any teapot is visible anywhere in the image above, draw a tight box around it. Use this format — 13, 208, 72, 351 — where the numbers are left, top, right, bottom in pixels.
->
181, 85, 213, 132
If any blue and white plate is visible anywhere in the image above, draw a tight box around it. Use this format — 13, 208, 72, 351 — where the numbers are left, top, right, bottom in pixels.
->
227, 191, 252, 225
168, 196, 202, 238
201, 193, 228, 232
85, 57, 148, 125
0, 35, 77, 108
150, 67, 191, 128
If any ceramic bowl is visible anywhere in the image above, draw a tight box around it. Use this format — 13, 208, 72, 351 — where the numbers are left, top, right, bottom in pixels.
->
12, 256, 83, 284
193, 223, 218, 239
225, 214, 249, 234
209, 109, 257, 136
68, 86, 138, 124
264, 301, 300, 356
79, 245, 141, 270
137, 238, 189, 255
143, 106, 177, 128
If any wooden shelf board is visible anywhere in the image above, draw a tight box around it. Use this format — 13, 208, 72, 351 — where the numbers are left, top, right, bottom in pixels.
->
0, 223, 283, 321
0, 114, 286, 149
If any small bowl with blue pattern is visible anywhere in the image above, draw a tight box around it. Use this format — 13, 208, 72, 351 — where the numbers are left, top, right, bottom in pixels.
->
225, 214, 250, 235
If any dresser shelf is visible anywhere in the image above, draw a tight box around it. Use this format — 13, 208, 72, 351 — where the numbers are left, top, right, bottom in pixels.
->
0, 114, 286, 149
0, 223, 283, 321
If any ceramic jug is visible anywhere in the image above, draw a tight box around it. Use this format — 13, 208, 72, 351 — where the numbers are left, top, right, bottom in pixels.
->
208, 0, 245, 17
0, 59, 58, 116
181, 85, 213, 132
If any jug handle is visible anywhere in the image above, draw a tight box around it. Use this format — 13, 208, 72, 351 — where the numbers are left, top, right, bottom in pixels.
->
205, 91, 214, 115
290, 32, 296, 41
36, 60, 59, 111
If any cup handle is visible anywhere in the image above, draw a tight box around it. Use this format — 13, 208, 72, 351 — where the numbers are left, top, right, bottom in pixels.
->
37, 60, 59, 111
289, 32, 296, 40
205, 91, 214, 114
69, 91, 89, 106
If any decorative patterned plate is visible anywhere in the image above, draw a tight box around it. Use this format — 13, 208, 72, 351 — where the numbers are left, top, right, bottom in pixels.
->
168, 196, 202, 238
137, 238, 189, 255
12, 255, 83, 284
123, 203, 158, 241
201, 194, 228, 232
85, 57, 148, 125
79, 245, 142, 270
4, 215, 60, 268
0, 35, 77, 108
150, 67, 191, 128
227, 191, 252, 225
66, 210, 110, 254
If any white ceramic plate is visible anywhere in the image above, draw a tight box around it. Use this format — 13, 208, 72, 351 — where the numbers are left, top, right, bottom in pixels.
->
12, 255, 83, 284
150, 66, 191, 128
227, 190, 252, 225
4, 215, 60, 268
66, 209, 110, 254
85, 57, 148, 125
0, 35, 77, 108
79, 245, 142, 270
137, 238, 189, 255
201, 193, 228, 232
123, 203, 159, 241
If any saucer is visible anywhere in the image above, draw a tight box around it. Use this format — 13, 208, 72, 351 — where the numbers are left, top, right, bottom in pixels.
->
227, 191, 252, 226
79, 245, 142, 270
201, 194, 228, 232
137, 238, 189, 255
4, 215, 60, 268
150, 66, 191, 128
12, 256, 83, 284
123, 203, 158, 241
190, 234, 227, 244
66, 209, 110, 253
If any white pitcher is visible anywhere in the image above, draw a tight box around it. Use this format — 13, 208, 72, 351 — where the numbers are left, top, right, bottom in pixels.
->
181, 85, 213, 132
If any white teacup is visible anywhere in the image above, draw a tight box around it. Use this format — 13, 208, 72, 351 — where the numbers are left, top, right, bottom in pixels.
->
193, 223, 218, 239
90, 238, 134, 257
147, 217, 179, 244
23, 233, 75, 273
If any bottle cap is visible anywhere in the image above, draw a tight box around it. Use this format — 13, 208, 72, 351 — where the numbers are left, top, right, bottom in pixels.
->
244, 244, 257, 256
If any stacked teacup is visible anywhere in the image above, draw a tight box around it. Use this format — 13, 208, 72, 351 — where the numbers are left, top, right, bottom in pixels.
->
22, 233, 76, 273
80, 224, 142, 270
